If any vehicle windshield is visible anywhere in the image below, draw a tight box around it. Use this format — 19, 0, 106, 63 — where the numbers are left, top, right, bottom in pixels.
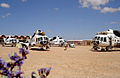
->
36, 38, 42, 42
52, 37, 56, 40
9, 39, 17, 42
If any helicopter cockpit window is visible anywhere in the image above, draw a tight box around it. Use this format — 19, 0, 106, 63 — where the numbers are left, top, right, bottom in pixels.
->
40, 37, 43, 40
44, 37, 46, 40
101, 37, 103, 41
59, 37, 62, 39
14, 39, 16, 42
10, 40, 12, 42
94, 37, 97, 40
97, 37, 100, 40
104, 37, 106, 42
36, 38, 41, 42
52, 37, 56, 40
50, 39, 53, 41
44, 37, 48, 40
10, 39, 16, 42
46, 37, 48, 40
6, 37, 9, 39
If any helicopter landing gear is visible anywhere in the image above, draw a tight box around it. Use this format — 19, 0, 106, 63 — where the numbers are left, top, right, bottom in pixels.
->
105, 46, 112, 52
93, 45, 99, 51
101, 48, 105, 52
106, 46, 109, 51
46, 46, 49, 50
2, 43, 5, 47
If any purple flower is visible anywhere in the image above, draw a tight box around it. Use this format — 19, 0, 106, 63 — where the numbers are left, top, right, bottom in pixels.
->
6, 63, 11, 68
19, 48, 29, 60
14, 56, 20, 61
47, 67, 52, 72
0, 58, 4, 65
17, 60, 24, 66
46, 67, 52, 76
38, 68, 47, 74
22, 56, 26, 59
8, 52, 19, 61
19, 48, 29, 54
15, 70, 24, 78
0, 48, 53, 78
31, 72, 37, 78
14, 52, 17, 56
2, 62, 7, 67
0, 58, 3, 62
32, 72, 36, 75
25, 50, 29, 54
15, 70, 24, 75
38, 67, 52, 77
0, 59, 3, 65
19, 48, 24, 54
1, 68, 11, 76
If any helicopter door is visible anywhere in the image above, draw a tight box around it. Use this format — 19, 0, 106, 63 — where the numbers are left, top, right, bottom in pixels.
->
108, 37, 112, 46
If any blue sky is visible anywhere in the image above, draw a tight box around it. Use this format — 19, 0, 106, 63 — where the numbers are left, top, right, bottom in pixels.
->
0, 0, 120, 40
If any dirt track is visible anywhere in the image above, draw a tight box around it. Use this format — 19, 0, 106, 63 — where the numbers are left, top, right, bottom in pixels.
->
0, 46, 120, 78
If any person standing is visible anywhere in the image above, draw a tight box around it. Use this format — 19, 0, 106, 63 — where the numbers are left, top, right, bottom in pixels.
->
64, 41, 68, 51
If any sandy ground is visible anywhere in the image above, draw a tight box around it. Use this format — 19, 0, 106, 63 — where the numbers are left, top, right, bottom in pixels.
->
0, 45, 120, 78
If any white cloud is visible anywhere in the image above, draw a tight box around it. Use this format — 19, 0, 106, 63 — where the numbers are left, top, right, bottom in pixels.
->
101, 7, 120, 13
110, 21, 119, 24
0, 3, 10, 8
54, 8, 59, 11
92, 6, 101, 10
2, 13, 11, 18
79, 0, 109, 8
21, 0, 27, 3
78, 0, 120, 13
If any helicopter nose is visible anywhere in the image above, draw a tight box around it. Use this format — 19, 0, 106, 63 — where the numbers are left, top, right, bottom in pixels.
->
40, 41, 48, 45
93, 41, 99, 45
43, 41, 47, 44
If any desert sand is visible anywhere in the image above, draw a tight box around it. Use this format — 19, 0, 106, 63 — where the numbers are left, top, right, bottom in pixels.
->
0, 45, 120, 78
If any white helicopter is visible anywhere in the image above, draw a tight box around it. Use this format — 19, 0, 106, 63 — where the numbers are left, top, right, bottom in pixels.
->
92, 29, 120, 51
2, 35, 18, 47
29, 30, 50, 50
49, 36, 65, 47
